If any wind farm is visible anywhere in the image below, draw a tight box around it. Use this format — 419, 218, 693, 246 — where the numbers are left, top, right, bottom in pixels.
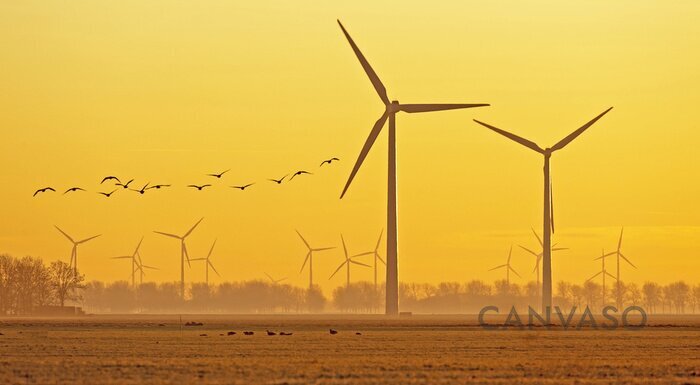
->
2, 3, 700, 385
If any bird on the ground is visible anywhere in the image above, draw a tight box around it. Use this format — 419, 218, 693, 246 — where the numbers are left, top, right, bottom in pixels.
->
279, 332, 293, 336
64, 187, 85, 194
329, 329, 338, 335
101, 176, 120, 184
355, 332, 362, 336
98, 189, 118, 198
33, 187, 55, 197
320, 157, 340, 166
230, 183, 254, 191
266, 330, 277, 336
268, 175, 288, 184
147, 184, 171, 190
131, 183, 150, 195
115, 179, 134, 189
243, 331, 254, 335
207, 169, 230, 179
227, 331, 236, 336
188, 184, 211, 191
290, 171, 312, 180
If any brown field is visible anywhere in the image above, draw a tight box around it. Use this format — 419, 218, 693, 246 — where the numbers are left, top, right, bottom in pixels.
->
1, 314, 699, 384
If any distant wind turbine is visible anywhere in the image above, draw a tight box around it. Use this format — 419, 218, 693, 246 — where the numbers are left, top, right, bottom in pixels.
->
329, 234, 371, 288
191, 239, 221, 286
474, 107, 613, 312
154, 218, 203, 298
54, 226, 100, 278
337, 20, 489, 315
297, 230, 335, 289
135, 252, 157, 285
489, 245, 520, 286
111, 237, 144, 288
595, 227, 635, 308
587, 248, 617, 305
264, 273, 287, 285
519, 228, 568, 295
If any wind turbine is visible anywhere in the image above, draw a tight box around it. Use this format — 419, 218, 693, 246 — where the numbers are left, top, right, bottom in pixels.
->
154, 217, 203, 298
587, 248, 617, 305
474, 107, 613, 312
489, 245, 520, 286
264, 272, 287, 285
595, 227, 635, 308
519, 228, 568, 295
191, 239, 221, 286
337, 20, 489, 315
111, 237, 144, 288
297, 230, 335, 289
54, 226, 101, 278
329, 234, 371, 288
369, 230, 386, 290
135, 252, 158, 285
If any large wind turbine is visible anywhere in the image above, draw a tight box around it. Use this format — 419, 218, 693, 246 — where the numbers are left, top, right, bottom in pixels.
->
337, 20, 489, 315
474, 107, 613, 312
154, 218, 203, 298
519, 228, 567, 295
111, 237, 144, 288
329, 234, 371, 288
54, 226, 101, 278
489, 245, 520, 286
191, 239, 221, 286
587, 248, 617, 305
595, 227, 635, 308
297, 230, 335, 289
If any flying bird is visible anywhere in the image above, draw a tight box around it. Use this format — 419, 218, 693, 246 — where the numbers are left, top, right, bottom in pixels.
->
188, 184, 211, 191
147, 184, 171, 190
207, 169, 230, 179
320, 157, 340, 166
230, 183, 254, 191
268, 175, 288, 184
33, 187, 55, 197
64, 187, 85, 194
115, 179, 134, 189
131, 183, 150, 195
98, 189, 118, 198
101, 176, 121, 184
290, 171, 312, 180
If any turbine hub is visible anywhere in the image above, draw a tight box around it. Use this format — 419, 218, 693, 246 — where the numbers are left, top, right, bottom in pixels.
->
387, 100, 400, 113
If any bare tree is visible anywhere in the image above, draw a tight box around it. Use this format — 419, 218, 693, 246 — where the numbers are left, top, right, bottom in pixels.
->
50, 260, 85, 307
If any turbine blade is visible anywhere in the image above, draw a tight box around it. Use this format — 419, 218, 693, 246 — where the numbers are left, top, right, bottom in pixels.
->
617, 227, 624, 251
550, 107, 613, 151
133, 236, 144, 256
619, 252, 636, 269
508, 266, 521, 278
111, 256, 132, 259
473, 120, 544, 153
154, 231, 181, 239
142, 265, 158, 270
295, 230, 311, 249
488, 264, 507, 271
190, 258, 206, 261
351, 251, 374, 257
77, 234, 101, 244
337, 20, 389, 105
209, 261, 221, 277
207, 239, 217, 259
507, 245, 513, 264
531, 228, 543, 247
183, 243, 191, 268
375, 229, 383, 251
551, 247, 569, 252
585, 270, 603, 283
605, 271, 618, 280
299, 252, 310, 273
350, 260, 371, 268
341, 234, 348, 259
54, 226, 75, 243
184, 217, 204, 238
329, 261, 347, 279
376, 253, 386, 265
531, 256, 541, 273
340, 111, 389, 198
399, 103, 489, 113
312, 247, 336, 252
519, 245, 540, 258
264, 272, 274, 282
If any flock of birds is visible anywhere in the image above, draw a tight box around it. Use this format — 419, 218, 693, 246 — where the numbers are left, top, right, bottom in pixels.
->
32, 158, 340, 197
186, 327, 358, 337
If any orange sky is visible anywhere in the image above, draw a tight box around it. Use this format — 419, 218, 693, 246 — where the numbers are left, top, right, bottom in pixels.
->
1, 1, 699, 292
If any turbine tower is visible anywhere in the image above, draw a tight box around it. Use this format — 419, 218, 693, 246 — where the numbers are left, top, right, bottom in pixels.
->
587, 248, 617, 305
297, 230, 335, 289
489, 245, 520, 286
595, 227, 635, 308
154, 217, 203, 298
337, 20, 489, 315
54, 225, 101, 278
135, 252, 157, 285
474, 107, 613, 312
329, 234, 371, 288
519, 228, 567, 295
111, 237, 144, 288
191, 239, 221, 286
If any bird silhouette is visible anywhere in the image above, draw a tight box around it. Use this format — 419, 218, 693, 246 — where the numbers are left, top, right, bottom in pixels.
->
207, 169, 230, 179
290, 171, 312, 180
320, 157, 340, 166
268, 175, 288, 184
101, 176, 120, 184
230, 183, 254, 191
33, 187, 55, 197
98, 189, 118, 198
329, 329, 338, 335
147, 184, 171, 190
115, 179, 134, 189
279, 332, 293, 336
64, 187, 85, 194
266, 330, 277, 336
243, 331, 254, 335
131, 183, 150, 194
188, 184, 211, 191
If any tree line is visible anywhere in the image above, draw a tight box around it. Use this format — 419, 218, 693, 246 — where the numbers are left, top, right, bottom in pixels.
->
1, 254, 699, 314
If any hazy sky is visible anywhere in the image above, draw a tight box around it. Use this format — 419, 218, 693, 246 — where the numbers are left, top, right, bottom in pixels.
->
1, 1, 698, 291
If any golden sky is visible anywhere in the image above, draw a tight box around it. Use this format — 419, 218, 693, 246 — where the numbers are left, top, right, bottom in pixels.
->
1, 1, 699, 291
